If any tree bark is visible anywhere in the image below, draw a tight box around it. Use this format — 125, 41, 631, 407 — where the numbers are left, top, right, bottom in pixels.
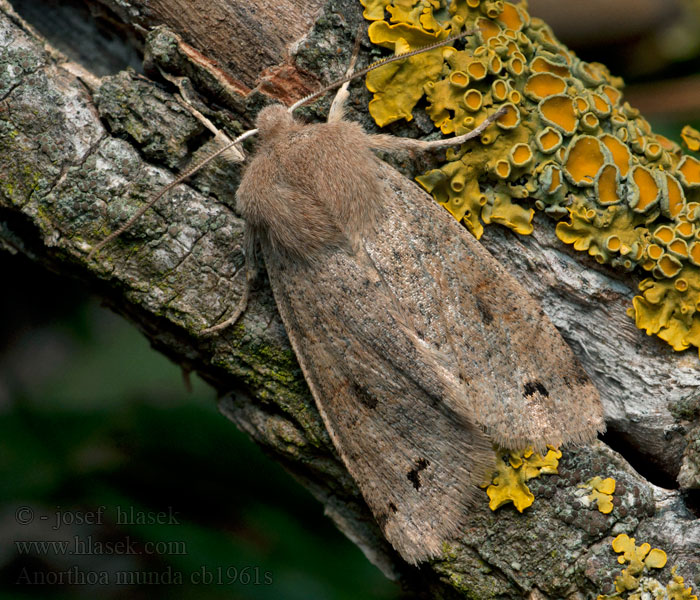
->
1, 0, 698, 596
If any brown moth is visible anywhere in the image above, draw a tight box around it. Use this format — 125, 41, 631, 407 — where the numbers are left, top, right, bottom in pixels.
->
90, 33, 605, 564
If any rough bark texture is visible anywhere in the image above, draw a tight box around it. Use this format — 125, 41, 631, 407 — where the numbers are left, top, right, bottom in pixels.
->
1, 0, 698, 596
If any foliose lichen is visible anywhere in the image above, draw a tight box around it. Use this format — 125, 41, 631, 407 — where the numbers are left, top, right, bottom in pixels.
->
597, 534, 696, 600
360, 0, 700, 357
577, 476, 616, 514
482, 445, 561, 511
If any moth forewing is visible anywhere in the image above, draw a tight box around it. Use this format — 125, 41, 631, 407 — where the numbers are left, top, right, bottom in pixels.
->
91, 32, 605, 564
234, 104, 604, 563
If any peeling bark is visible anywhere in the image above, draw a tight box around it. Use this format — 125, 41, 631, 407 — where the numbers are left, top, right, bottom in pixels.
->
1, 0, 698, 596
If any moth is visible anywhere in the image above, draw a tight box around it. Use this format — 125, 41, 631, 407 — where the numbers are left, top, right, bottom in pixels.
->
90, 32, 605, 564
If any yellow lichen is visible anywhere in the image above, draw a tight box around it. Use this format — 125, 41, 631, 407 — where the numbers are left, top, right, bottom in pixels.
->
482, 446, 562, 512
595, 535, 697, 600
539, 95, 578, 135
667, 567, 698, 600
531, 55, 570, 77
524, 73, 567, 101
629, 165, 661, 213
564, 136, 606, 186
361, 0, 700, 356
628, 266, 700, 350
600, 134, 632, 176
596, 165, 621, 206
496, 102, 520, 129
681, 125, 700, 153
578, 476, 616, 514
610, 534, 668, 593
536, 127, 563, 154
679, 155, 700, 188
510, 142, 533, 167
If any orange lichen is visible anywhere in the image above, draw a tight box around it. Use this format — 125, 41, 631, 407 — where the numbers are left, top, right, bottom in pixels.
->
654, 225, 675, 244
679, 155, 700, 187
492, 78, 508, 102
564, 136, 605, 186
596, 165, 621, 206
476, 16, 500, 41
506, 55, 525, 76
524, 73, 567, 100
647, 244, 664, 261
590, 93, 611, 117
539, 95, 578, 135
464, 88, 483, 111
545, 165, 562, 194
496, 2, 524, 30
573, 98, 588, 114
362, 0, 700, 357
466, 60, 487, 80
645, 140, 662, 160
530, 55, 570, 77
630, 166, 660, 213
449, 70, 469, 87
495, 103, 519, 129
601, 84, 622, 105
601, 134, 631, 176
494, 159, 511, 179
534, 128, 561, 155
663, 174, 686, 219
581, 112, 600, 133
657, 255, 684, 278
681, 124, 700, 153
488, 54, 502, 74
510, 143, 533, 167
669, 238, 689, 259
690, 242, 700, 266
676, 221, 693, 238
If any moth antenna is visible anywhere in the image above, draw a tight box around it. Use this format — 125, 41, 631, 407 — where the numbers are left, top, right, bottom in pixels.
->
368, 105, 508, 152
87, 127, 257, 260
89, 27, 474, 259
287, 28, 475, 113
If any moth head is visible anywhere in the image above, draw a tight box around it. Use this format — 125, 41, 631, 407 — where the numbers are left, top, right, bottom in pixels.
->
255, 105, 296, 141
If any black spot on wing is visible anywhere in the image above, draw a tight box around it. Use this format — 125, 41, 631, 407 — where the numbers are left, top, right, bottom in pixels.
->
523, 380, 549, 398
407, 458, 430, 491
475, 296, 494, 325
352, 383, 378, 409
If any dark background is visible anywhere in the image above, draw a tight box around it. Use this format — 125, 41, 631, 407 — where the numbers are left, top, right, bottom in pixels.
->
1, 0, 699, 598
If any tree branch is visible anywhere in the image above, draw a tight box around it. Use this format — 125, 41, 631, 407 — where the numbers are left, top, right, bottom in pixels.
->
1, 0, 698, 595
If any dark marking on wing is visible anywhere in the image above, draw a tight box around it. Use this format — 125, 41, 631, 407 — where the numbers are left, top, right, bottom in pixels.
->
353, 382, 378, 409
474, 296, 494, 325
407, 457, 430, 490
523, 380, 549, 398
